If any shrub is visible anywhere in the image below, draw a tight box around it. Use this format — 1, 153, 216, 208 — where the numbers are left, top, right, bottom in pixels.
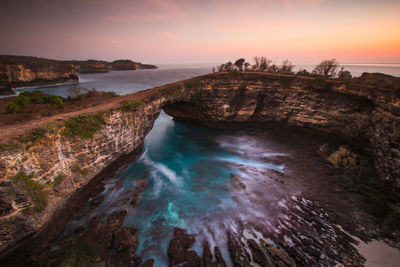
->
53, 173, 66, 186
61, 113, 105, 139
160, 86, 181, 97
3, 95, 31, 114
184, 79, 201, 89
12, 172, 48, 212
229, 70, 241, 77
72, 165, 88, 176
18, 128, 46, 144
121, 100, 143, 112
338, 70, 352, 81
42, 94, 64, 105
296, 69, 311, 76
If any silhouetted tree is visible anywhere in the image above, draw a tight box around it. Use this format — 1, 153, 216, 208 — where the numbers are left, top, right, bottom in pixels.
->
234, 58, 245, 71
244, 62, 251, 71
312, 59, 340, 78
260, 57, 272, 72
268, 64, 279, 73
253, 57, 261, 71
225, 61, 233, 71
279, 59, 295, 74
338, 67, 352, 81
296, 69, 311, 76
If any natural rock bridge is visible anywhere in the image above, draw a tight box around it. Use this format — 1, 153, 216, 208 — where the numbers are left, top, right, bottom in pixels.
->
0, 72, 399, 262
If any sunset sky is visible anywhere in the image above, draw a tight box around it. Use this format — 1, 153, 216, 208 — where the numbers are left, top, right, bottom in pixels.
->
1, 0, 399, 64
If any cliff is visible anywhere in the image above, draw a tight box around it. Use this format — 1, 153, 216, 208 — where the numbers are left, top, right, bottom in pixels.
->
0, 72, 399, 254
0, 56, 78, 88
0, 56, 157, 88
69, 59, 157, 73
164, 73, 400, 187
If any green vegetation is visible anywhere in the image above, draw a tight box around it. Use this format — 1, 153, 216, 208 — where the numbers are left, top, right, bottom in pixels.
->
184, 79, 201, 89
18, 128, 46, 144
0, 142, 20, 152
52, 173, 66, 186
160, 85, 182, 97
21, 156, 28, 162
72, 165, 88, 176
121, 100, 143, 112
229, 69, 241, 78
2, 91, 64, 114
61, 113, 105, 139
3, 95, 30, 114
11, 172, 48, 212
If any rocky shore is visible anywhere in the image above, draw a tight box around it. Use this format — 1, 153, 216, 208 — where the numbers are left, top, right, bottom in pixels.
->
0, 71, 399, 265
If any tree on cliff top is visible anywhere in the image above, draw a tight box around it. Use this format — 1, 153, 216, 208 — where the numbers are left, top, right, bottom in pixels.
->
234, 58, 245, 71
312, 59, 340, 78
279, 60, 295, 74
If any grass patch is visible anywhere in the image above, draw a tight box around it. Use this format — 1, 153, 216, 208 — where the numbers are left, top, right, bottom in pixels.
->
61, 113, 105, 139
184, 79, 201, 89
21, 156, 28, 162
52, 173, 66, 186
121, 100, 143, 112
0, 142, 20, 152
11, 172, 47, 212
229, 69, 241, 78
72, 165, 88, 176
160, 85, 182, 97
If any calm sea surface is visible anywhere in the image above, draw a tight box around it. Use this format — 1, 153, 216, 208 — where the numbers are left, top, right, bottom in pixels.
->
12, 63, 400, 97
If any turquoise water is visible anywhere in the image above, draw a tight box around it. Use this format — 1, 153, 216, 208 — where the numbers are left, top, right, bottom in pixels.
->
64, 112, 287, 266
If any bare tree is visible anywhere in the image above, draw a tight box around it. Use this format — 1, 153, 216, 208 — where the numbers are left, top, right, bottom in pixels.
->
268, 64, 279, 73
279, 59, 295, 74
253, 57, 261, 71
234, 58, 246, 71
312, 59, 340, 78
260, 57, 272, 72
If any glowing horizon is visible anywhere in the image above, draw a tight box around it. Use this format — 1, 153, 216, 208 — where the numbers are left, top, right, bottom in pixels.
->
0, 0, 399, 64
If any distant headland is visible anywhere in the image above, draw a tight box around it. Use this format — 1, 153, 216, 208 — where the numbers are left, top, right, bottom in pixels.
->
0, 55, 157, 94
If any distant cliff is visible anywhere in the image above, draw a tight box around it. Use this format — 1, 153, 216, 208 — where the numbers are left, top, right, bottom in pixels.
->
0, 56, 78, 89
68, 59, 157, 73
0, 56, 157, 88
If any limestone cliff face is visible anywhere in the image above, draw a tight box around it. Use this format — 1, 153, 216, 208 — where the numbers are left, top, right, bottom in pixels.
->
4, 63, 78, 86
0, 100, 163, 252
163, 73, 400, 187
0, 56, 78, 88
